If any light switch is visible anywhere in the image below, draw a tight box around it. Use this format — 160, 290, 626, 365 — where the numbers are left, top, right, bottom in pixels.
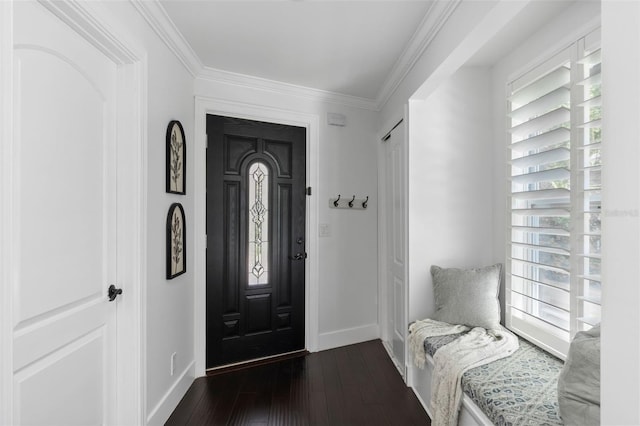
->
319, 223, 331, 237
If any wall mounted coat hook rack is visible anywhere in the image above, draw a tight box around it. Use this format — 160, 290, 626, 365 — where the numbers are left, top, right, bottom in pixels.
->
329, 194, 369, 210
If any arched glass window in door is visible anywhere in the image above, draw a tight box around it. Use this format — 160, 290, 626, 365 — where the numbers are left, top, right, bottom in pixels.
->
248, 162, 269, 285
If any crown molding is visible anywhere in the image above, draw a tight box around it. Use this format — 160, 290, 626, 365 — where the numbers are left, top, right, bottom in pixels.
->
374, 0, 462, 111
130, 0, 202, 77
39, 0, 140, 64
198, 67, 378, 111
132, 0, 459, 111
131, 0, 377, 110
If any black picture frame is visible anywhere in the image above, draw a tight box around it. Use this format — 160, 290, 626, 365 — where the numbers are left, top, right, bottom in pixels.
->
166, 120, 186, 195
167, 203, 186, 279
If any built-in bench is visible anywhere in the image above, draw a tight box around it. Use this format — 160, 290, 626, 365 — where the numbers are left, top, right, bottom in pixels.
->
412, 332, 564, 425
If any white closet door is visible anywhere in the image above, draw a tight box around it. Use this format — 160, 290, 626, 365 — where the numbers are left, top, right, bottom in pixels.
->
12, 2, 119, 424
384, 120, 407, 375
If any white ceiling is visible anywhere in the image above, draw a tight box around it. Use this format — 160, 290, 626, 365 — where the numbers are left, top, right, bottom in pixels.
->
157, 1, 582, 105
159, 1, 434, 100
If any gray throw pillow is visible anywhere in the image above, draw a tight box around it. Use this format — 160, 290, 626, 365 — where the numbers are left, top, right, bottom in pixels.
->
431, 264, 502, 329
558, 324, 600, 426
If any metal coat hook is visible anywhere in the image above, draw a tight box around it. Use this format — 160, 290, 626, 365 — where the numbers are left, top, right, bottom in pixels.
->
329, 194, 368, 210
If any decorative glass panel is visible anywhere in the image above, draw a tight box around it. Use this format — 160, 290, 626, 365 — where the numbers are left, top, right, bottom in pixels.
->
248, 162, 269, 286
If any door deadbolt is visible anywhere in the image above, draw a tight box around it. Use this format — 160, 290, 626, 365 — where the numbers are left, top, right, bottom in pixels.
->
289, 252, 307, 261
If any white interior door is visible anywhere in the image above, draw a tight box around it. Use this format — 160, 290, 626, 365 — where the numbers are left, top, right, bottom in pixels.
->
12, 2, 119, 424
384, 120, 407, 375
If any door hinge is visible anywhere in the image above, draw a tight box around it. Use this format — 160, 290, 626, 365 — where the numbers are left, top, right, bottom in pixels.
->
306, 187, 312, 196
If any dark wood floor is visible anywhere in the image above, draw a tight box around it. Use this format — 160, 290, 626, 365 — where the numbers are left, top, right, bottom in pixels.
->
166, 339, 431, 426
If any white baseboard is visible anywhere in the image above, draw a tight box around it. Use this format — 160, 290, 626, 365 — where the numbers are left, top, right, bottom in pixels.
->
317, 323, 380, 351
411, 383, 433, 420
381, 340, 406, 379
146, 360, 195, 426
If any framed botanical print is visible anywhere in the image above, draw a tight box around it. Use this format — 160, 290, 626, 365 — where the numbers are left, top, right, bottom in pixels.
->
166, 120, 186, 194
167, 203, 186, 279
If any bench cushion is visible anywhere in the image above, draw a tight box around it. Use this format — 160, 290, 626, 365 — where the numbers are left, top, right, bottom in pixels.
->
424, 333, 564, 425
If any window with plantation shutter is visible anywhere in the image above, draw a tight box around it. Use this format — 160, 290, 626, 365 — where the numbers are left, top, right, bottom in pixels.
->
506, 29, 601, 358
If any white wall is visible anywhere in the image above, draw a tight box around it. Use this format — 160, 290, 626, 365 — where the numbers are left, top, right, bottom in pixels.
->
194, 78, 380, 350
407, 67, 495, 322
601, 2, 640, 423
319, 108, 379, 345
91, 3, 196, 424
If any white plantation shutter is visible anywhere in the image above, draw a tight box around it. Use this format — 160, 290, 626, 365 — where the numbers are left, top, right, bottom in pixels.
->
575, 31, 602, 334
506, 29, 601, 358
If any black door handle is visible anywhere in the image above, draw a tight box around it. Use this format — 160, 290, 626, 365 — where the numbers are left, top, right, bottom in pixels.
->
289, 252, 307, 261
108, 284, 123, 301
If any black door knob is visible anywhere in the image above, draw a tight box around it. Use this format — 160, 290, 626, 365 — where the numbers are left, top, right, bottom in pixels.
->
108, 284, 123, 301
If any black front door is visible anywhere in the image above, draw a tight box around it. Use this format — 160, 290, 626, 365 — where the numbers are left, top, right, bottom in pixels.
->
206, 115, 306, 368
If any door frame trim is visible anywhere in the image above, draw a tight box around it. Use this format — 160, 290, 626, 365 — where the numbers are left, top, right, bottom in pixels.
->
0, 2, 147, 424
194, 96, 320, 376
0, 2, 13, 422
